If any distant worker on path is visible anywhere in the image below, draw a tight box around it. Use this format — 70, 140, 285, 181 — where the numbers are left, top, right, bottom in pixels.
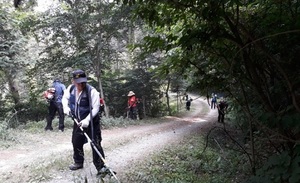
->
211, 93, 217, 109
44, 79, 66, 132
127, 91, 138, 120
217, 98, 228, 123
100, 97, 105, 116
186, 97, 193, 111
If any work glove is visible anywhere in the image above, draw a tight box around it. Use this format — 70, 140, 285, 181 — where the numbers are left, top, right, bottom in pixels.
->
79, 119, 89, 128
64, 108, 71, 117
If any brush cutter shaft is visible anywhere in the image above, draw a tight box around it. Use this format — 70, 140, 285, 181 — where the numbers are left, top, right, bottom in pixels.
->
72, 117, 120, 183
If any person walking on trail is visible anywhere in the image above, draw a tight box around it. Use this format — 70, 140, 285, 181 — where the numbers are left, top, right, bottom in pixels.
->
211, 93, 217, 109
217, 97, 228, 123
62, 69, 108, 175
127, 91, 137, 120
184, 93, 189, 101
44, 79, 66, 132
186, 97, 193, 111
99, 97, 105, 117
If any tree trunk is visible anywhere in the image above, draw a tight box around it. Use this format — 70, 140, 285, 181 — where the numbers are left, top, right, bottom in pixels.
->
5, 70, 20, 106
166, 78, 171, 115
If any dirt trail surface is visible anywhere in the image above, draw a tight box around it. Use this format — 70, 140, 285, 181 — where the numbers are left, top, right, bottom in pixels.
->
0, 95, 219, 183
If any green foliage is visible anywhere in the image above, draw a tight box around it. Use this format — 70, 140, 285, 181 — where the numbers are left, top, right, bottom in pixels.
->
19, 120, 45, 133
117, 1, 300, 181
244, 151, 300, 183
103, 67, 165, 118
124, 134, 249, 183
101, 116, 132, 128
30, 0, 133, 75
0, 122, 19, 149
14, 101, 48, 125
148, 100, 167, 117
0, 122, 9, 140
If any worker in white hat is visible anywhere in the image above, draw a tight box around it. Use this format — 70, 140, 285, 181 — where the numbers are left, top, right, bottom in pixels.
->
127, 91, 137, 120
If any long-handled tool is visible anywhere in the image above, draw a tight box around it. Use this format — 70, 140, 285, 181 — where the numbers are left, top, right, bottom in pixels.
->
70, 115, 120, 183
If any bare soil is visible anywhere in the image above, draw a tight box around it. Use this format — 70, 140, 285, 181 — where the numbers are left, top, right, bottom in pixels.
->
0, 95, 220, 183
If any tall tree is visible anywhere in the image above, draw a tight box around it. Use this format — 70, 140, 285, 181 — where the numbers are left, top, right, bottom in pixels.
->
0, 0, 30, 106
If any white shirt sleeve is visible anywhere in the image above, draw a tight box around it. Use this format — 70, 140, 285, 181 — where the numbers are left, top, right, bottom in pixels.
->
62, 84, 72, 114
82, 87, 100, 122
91, 88, 100, 117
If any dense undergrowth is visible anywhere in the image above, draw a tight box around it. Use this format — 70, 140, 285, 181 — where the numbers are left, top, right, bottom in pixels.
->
122, 126, 250, 183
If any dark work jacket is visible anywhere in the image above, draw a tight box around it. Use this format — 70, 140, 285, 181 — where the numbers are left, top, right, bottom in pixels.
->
69, 85, 91, 121
69, 84, 101, 143
218, 101, 228, 110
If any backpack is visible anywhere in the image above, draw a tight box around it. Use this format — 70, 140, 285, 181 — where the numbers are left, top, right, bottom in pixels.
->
44, 81, 65, 102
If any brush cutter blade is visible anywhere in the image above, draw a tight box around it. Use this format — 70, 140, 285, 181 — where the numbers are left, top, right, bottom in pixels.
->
97, 167, 117, 178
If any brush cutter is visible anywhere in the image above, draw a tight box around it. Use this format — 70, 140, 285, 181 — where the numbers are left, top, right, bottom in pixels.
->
70, 115, 120, 183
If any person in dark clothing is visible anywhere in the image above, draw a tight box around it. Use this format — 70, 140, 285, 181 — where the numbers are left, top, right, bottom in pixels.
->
217, 98, 228, 123
186, 98, 192, 111
211, 93, 217, 109
44, 79, 66, 131
62, 69, 107, 175
99, 97, 105, 116
185, 94, 189, 101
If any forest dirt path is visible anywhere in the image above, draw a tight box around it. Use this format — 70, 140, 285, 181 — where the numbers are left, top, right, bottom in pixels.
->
0, 95, 219, 183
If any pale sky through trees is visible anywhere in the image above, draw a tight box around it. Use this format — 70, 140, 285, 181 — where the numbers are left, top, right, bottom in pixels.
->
34, 0, 58, 12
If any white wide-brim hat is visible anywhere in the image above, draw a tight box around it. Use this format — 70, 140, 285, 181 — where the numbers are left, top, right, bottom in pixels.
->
128, 91, 135, 96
